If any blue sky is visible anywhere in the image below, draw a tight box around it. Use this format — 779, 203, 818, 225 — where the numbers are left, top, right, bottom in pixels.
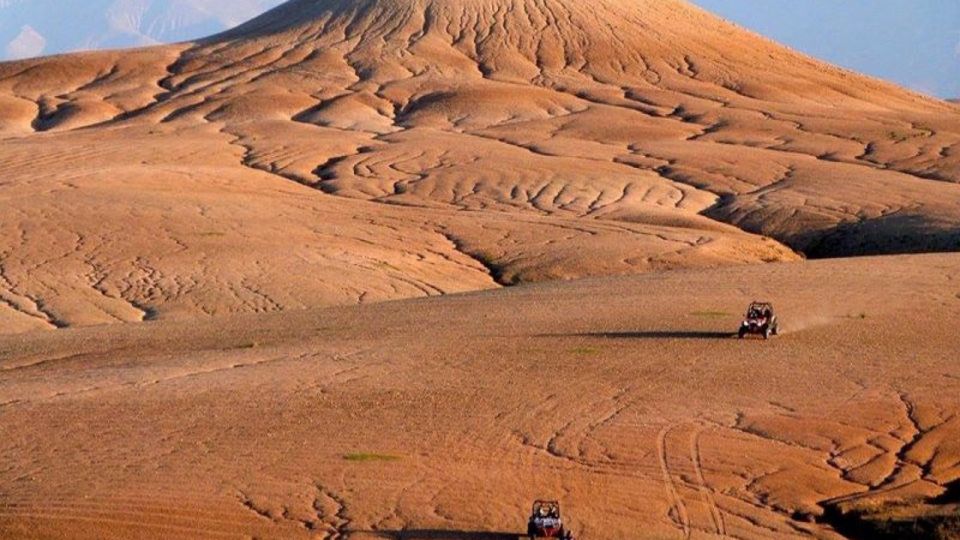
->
692, 0, 960, 98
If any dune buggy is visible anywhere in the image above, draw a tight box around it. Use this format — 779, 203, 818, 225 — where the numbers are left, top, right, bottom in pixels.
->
738, 301, 779, 339
526, 500, 573, 539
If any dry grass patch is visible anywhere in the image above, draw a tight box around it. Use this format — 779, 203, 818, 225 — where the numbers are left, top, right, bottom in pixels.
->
343, 453, 401, 463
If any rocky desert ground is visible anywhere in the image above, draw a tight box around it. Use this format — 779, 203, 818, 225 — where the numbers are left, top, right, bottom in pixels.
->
0, 0, 958, 538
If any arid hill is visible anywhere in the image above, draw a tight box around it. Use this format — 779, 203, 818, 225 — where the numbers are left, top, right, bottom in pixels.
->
2, 253, 959, 539
0, 0, 958, 331
1, 2, 960, 539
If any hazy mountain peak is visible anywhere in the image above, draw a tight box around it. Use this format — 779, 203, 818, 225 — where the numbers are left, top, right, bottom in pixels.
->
4, 24, 44, 59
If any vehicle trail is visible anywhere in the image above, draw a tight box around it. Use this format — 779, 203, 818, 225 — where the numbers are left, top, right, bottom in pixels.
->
656, 424, 691, 539
690, 424, 727, 537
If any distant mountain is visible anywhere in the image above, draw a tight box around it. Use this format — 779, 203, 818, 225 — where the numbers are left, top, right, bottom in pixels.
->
0, 0, 284, 60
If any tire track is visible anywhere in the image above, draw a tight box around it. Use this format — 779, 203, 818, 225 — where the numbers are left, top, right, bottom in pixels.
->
690, 424, 727, 537
656, 424, 691, 539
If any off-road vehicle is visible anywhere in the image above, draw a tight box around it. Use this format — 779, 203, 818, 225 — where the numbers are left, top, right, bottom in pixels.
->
738, 301, 779, 339
526, 500, 573, 539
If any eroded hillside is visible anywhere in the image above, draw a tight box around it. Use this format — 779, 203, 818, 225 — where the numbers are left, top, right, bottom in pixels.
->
0, 0, 958, 331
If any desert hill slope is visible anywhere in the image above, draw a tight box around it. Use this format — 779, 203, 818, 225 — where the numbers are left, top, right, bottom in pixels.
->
1, 253, 959, 539
0, 0, 958, 330
1, 4, 960, 539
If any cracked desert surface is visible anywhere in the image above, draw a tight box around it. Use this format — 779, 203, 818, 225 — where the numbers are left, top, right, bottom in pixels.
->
1, 0, 958, 538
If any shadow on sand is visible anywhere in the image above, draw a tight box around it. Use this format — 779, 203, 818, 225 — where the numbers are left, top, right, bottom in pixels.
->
367, 531, 520, 540
540, 331, 734, 340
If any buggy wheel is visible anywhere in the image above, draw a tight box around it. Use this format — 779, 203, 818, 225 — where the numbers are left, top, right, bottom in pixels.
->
738, 328, 746, 339
763, 327, 771, 340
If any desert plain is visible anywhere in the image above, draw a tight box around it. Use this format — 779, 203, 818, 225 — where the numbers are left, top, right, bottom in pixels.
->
0, 0, 959, 538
